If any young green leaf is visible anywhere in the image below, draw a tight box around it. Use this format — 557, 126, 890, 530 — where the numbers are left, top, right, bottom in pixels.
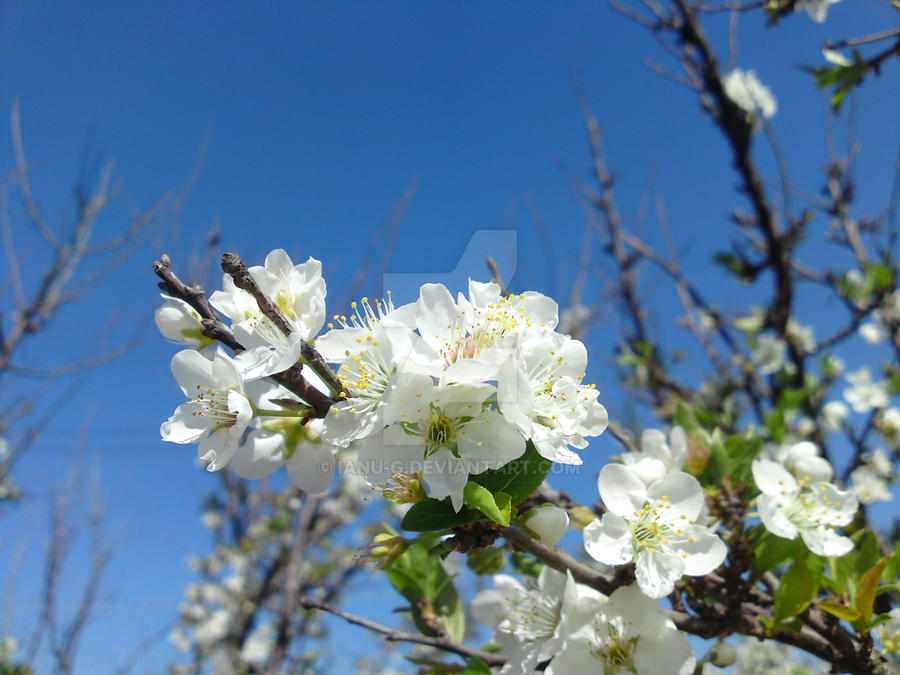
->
400, 498, 480, 533
774, 559, 820, 624
463, 481, 511, 525
470, 441, 551, 506
854, 554, 893, 631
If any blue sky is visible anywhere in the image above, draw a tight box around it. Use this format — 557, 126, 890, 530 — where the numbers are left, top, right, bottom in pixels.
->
1, 1, 899, 672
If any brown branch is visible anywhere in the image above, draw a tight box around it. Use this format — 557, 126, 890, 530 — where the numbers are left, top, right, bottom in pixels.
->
485, 256, 510, 296
297, 595, 506, 667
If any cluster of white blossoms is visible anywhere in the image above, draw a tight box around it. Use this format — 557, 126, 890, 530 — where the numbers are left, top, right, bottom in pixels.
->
849, 448, 894, 505
858, 288, 900, 346
158, 251, 608, 506
321, 281, 609, 509
472, 568, 695, 675
158, 251, 337, 494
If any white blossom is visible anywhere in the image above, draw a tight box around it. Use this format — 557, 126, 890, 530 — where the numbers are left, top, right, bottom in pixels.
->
766, 440, 834, 483
849, 466, 891, 504
357, 373, 525, 511
472, 568, 600, 675
786, 319, 815, 353
825, 355, 845, 377
880, 407, 900, 448
546, 584, 695, 675
724, 69, 777, 122
860, 321, 888, 345
209, 250, 326, 373
843, 367, 889, 413
752, 334, 787, 375
161, 348, 254, 472
621, 426, 688, 479
497, 331, 608, 464
240, 621, 275, 667
583, 464, 727, 598
878, 608, 900, 659
408, 281, 558, 382
752, 459, 857, 556
795, 0, 841, 23
321, 325, 421, 447
821, 401, 849, 431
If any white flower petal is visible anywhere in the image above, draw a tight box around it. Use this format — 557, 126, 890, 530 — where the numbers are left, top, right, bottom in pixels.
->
597, 464, 647, 517
583, 514, 634, 565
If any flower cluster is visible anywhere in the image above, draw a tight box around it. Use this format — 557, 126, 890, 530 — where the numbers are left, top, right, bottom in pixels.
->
159, 251, 337, 493
473, 569, 695, 675
158, 251, 608, 507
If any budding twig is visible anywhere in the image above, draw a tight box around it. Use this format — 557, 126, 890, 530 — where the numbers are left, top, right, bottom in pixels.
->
153, 255, 338, 417
220, 252, 347, 399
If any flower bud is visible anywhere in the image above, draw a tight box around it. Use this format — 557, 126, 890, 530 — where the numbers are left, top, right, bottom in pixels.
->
566, 505, 597, 531
381, 473, 426, 504
521, 504, 568, 546
368, 533, 407, 568
155, 294, 213, 347
709, 641, 736, 667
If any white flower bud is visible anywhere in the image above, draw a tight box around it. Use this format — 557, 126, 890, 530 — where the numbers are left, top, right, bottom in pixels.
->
521, 504, 569, 546
709, 641, 736, 667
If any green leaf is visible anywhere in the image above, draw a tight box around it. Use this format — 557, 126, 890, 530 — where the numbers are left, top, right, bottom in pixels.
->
463, 482, 510, 525
461, 657, 493, 675
763, 408, 788, 443
400, 499, 480, 532
882, 539, 900, 583
510, 552, 544, 577
466, 547, 506, 575
470, 441, 551, 507
673, 404, 700, 432
863, 261, 895, 293
386, 539, 465, 641
832, 529, 880, 604
774, 559, 820, 623
854, 554, 892, 631
723, 434, 762, 485
699, 430, 729, 486
801, 51, 868, 112
749, 526, 798, 579
868, 612, 897, 631
818, 599, 861, 622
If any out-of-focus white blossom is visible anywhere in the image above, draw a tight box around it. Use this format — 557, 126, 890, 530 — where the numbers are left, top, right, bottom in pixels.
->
821, 401, 849, 431
849, 466, 891, 504
752, 334, 787, 375
723, 69, 777, 123
795, 0, 841, 23
878, 608, 900, 659
843, 367, 889, 413
860, 322, 888, 345
621, 426, 688, 482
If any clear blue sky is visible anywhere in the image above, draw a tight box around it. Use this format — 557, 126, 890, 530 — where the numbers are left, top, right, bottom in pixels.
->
1, 1, 898, 672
